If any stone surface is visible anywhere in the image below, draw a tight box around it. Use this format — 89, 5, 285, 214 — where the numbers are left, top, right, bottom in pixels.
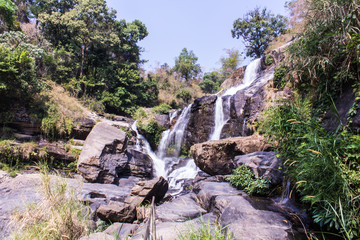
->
155, 193, 207, 222
235, 151, 283, 185
130, 213, 217, 240
96, 201, 136, 223
0, 173, 137, 238
220, 66, 247, 89
126, 148, 153, 178
77, 122, 128, 183
183, 95, 217, 148
79, 232, 115, 240
125, 177, 168, 207
190, 134, 271, 175
193, 181, 244, 210
104, 223, 138, 239
73, 117, 96, 140
215, 195, 293, 240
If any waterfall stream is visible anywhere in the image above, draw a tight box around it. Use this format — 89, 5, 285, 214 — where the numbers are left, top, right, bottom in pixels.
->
209, 58, 262, 140
132, 58, 274, 192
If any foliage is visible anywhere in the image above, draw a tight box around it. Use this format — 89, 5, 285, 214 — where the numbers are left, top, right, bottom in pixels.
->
232, 7, 287, 58
259, 95, 360, 238
200, 72, 221, 94
287, 0, 360, 112
220, 48, 242, 79
176, 89, 192, 104
265, 54, 273, 66
0, 0, 18, 32
273, 63, 289, 89
173, 48, 201, 81
227, 165, 271, 196
152, 103, 172, 115
176, 219, 233, 240
11, 167, 91, 239
0, 140, 47, 175
138, 119, 165, 150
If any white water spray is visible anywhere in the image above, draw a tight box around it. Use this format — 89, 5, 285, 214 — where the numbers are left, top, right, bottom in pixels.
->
209, 58, 262, 140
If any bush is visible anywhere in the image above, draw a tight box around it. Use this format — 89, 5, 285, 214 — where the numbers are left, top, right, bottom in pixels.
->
152, 103, 172, 114
41, 104, 73, 141
273, 63, 288, 89
265, 55, 273, 66
138, 120, 165, 150
259, 95, 360, 238
227, 165, 270, 196
176, 89, 192, 104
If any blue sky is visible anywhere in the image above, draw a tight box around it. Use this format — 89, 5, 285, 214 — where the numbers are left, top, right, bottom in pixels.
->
106, 0, 289, 72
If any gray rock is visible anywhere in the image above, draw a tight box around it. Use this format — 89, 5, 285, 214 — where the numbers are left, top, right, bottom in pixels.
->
127, 148, 153, 178
131, 213, 217, 240
156, 193, 207, 222
193, 181, 244, 210
190, 135, 271, 175
125, 177, 168, 207
77, 122, 128, 183
79, 232, 115, 240
215, 195, 292, 240
235, 151, 283, 185
96, 201, 136, 223
104, 222, 138, 239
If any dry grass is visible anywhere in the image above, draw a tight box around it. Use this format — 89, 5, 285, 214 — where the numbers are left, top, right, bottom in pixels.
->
11, 168, 91, 240
43, 81, 91, 121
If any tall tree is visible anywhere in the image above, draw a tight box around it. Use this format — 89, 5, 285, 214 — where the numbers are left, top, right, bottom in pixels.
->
0, 0, 18, 33
173, 48, 201, 81
232, 8, 287, 58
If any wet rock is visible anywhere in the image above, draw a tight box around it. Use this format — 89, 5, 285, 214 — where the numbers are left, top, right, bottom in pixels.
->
96, 201, 136, 223
190, 135, 271, 175
183, 95, 217, 148
127, 148, 153, 178
215, 195, 293, 240
77, 122, 128, 184
153, 113, 170, 128
235, 151, 283, 185
125, 177, 168, 207
155, 193, 207, 222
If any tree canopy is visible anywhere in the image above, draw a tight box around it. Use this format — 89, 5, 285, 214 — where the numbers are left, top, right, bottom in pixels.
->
232, 8, 287, 58
173, 48, 201, 81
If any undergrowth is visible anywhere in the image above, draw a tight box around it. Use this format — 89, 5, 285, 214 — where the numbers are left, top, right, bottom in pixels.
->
11, 166, 91, 239
227, 165, 271, 196
259, 94, 360, 239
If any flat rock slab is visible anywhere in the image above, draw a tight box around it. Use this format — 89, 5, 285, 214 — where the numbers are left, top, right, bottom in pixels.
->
79, 232, 115, 240
215, 195, 292, 240
104, 223, 138, 239
131, 213, 217, 240
156, 193, 207, 222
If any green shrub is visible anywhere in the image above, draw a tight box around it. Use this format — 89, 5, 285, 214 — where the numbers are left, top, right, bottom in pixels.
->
152, 103, 172, 114
259, 95, 360, 239
265, 55, 274, 66
227, 165, 271, 196
41, 103, 73, 140
273, 63, 288, 89
138, 120, 165, 150
176, 89, 192, 104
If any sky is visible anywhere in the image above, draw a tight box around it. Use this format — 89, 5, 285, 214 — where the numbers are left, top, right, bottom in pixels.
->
106, 0, 289, 73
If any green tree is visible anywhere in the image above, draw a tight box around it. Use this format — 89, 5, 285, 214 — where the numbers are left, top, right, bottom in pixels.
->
200, 72, 221, 94
232, 7, 287, 58
173, 48, 201, 81
0, 0, 18, 32
220, 48, 242, 78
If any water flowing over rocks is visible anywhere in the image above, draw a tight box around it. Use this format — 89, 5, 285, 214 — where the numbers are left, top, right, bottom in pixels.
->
190, 134, 271, 175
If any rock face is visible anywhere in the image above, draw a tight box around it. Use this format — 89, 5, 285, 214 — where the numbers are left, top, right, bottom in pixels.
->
77, 122, 153, 183
184, 95, 217, 148
73, 118, 96, 140
190, 135, 271, 175
220, 66, 247, 89
235, 151, 283, 185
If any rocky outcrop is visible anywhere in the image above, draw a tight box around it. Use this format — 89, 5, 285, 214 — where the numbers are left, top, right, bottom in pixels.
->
220, 66, 247, 89
126, 148, 153, 178
184, 95, 217, 148
235, 151, 283, 185
97, 201, 136, 223
73, 118, 96, 140
77, 122, 129, 183
190, 135, 271, 175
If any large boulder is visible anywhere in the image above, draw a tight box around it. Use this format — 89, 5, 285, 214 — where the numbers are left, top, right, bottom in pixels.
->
190, 135, 271, 175
96, 201, 136, 223
77, 122, 128, 183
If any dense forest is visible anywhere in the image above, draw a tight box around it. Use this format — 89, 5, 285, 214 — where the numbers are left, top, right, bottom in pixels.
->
1, 0, 360, 239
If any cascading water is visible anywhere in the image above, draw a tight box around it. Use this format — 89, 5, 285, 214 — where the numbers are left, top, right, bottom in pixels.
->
132, 105, 198, 192
209, 58, 262, 140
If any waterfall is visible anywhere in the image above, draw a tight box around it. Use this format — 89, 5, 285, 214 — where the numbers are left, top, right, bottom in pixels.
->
209, 58, 262, 140
131, 122, 167, 177
132, 104, 198, 190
